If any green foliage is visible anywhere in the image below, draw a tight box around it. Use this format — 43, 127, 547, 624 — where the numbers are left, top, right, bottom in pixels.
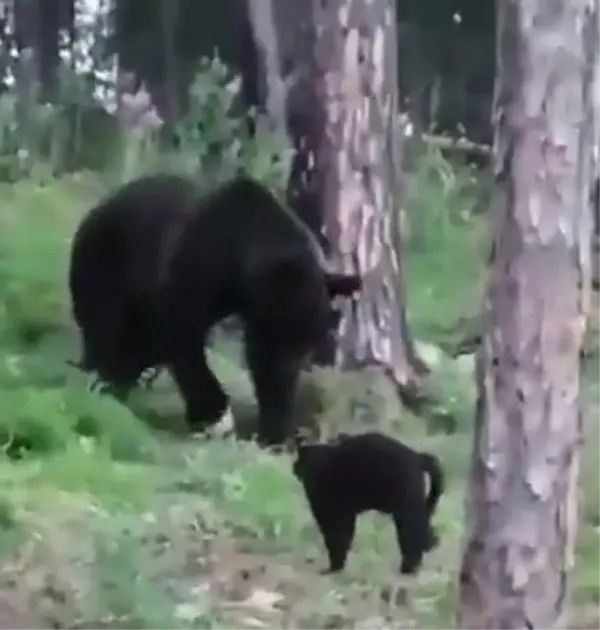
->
0, 383, 161, 464
0, 180, 86, 349
0, 57, 292, 197
161, 56, 293, 194
404, 147, 488, 342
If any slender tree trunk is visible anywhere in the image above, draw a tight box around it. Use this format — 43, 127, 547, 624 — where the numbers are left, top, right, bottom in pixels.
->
13, 0, 41, 165
458, 0, 597, 627
160, 0, 179, 122
241, 0, 322, 235
38, 1, 61, 101
13, 0, 40, 53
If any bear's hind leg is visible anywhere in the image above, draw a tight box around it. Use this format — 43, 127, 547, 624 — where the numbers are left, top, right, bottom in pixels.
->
169, 348, 231, 437
244, 331, 303, 448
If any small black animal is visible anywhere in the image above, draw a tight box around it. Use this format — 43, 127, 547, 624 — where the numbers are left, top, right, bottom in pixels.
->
293, 432, 444, 576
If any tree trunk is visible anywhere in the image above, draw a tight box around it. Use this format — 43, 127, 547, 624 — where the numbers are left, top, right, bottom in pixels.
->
38, 1, 61, 101
13, 0, 41, 167
13, 0, 62, 100
458, 0, 597, 628
159, 0, 180, 122
244, 0, 430, 412
310, 0, 430, 407
240, 0, 323, 239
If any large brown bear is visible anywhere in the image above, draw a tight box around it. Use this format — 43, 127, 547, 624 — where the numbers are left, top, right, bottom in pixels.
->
68, 174, 361, 446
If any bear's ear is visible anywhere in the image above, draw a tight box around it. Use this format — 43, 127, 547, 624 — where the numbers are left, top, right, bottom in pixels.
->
325, 272, 362, 298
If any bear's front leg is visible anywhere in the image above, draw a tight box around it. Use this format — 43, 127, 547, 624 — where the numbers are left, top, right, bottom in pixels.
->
169, 348, 231, 436
244, 332, 303, 448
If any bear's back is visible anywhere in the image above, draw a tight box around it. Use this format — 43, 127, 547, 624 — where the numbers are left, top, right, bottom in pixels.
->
70, 174, 200, 301
164, 177, 328, 322
177, 176, 325, 272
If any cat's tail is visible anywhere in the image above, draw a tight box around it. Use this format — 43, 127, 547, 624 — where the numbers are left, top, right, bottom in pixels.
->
420, 452, 445, 517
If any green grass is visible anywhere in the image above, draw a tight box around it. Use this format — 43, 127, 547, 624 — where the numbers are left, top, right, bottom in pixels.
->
403, 152, 488, 344
0, 160, 596, 629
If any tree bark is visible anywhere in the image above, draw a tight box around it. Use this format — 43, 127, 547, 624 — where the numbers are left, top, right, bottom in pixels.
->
458, 0, 597, 628
243, 0, 430, 413
309, 0, 429, 404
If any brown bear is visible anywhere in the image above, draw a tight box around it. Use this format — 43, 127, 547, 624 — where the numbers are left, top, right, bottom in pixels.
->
68, 174, 361, 446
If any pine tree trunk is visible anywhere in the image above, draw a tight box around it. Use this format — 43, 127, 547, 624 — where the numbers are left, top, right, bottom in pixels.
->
309, 0, 429, 407
244, 0, 430, 413
458, 0, 597, 627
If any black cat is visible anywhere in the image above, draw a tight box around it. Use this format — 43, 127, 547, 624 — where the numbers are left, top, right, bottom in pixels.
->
293, 432, 444, 575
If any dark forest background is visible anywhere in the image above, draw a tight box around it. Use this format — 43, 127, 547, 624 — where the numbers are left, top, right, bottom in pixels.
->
6, 0, 496, 148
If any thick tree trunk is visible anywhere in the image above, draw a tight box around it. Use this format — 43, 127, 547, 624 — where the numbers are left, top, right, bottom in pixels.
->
244, 0, 430, 412
310, 0, 429, 405
458, 1, 597, 628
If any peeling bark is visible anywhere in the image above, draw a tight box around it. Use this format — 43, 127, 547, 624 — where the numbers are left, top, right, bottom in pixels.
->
310, 0, 429, 407
458, 0, 597, 628
244, 0, 430, 413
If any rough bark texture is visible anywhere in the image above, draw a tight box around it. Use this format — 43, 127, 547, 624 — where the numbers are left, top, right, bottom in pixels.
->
311, 0, 428, 401
244, 0, 429, 412
458, 1, 597, 628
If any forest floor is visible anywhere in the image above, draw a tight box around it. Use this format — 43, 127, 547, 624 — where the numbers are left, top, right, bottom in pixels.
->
0, 169, 597, 629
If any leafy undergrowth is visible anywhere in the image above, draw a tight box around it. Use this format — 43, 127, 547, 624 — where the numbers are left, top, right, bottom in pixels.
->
0, 171, 597, 628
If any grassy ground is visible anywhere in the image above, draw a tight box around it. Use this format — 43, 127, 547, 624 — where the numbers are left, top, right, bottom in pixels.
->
0, 165, 597, 629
